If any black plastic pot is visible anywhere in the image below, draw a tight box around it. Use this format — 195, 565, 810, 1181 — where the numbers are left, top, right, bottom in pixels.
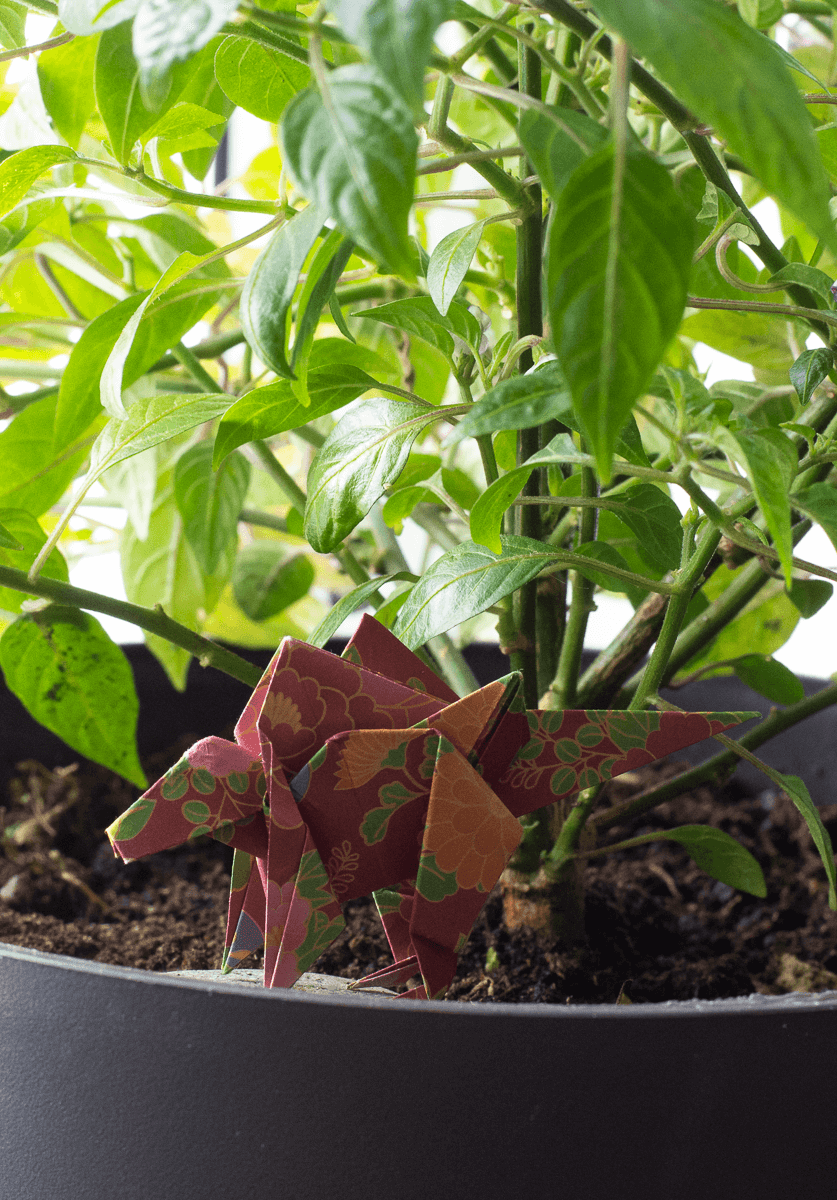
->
0, 942, 836, 1200
2, 643, 837, 1199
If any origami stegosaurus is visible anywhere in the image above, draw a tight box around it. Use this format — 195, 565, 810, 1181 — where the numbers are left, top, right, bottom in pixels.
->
108, 616, 753, 999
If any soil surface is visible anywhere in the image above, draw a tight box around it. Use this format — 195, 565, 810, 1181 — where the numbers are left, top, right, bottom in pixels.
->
2, 744, 836, 1004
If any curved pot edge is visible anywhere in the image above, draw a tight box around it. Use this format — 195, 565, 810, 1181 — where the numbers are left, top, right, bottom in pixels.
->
4, 939, 837, 1019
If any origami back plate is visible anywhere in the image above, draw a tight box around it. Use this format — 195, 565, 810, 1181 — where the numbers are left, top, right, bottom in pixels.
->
108, 616, 756, 999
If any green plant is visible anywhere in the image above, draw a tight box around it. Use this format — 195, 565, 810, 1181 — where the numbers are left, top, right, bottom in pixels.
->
1, 0, 837, 946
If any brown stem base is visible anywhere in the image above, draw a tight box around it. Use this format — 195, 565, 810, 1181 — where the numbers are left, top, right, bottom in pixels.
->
500, 860, 587, 947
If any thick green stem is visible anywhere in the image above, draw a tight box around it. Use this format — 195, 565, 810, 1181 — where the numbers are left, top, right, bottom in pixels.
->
252, 441, 307, 512
0, 566, 261, 688
152, 329, 245, 372
506, 30, 544, 709
546, 467, 596, 708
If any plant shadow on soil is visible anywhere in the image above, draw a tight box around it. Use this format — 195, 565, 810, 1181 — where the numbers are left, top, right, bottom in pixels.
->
2, 736, 836, 1004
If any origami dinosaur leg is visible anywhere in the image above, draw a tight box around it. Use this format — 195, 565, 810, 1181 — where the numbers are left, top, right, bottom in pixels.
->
266, 830, 345, 988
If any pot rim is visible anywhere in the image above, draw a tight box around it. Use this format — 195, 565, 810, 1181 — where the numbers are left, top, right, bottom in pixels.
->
4, 939, 837, 1020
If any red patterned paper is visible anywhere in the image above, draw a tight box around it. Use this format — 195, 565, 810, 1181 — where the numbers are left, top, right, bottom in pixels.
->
108, 617, 756, 1000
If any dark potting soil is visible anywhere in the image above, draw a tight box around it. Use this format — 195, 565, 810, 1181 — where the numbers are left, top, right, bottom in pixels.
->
2, 745, 836, 1004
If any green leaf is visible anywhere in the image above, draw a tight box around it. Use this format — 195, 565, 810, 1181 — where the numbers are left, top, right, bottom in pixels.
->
657, 825, 766, 898
393, 535, 561, 649
53, 281, 222, 449
589, 0, 837, 253
0, 396, 94, 518
427, 219, 485, 317
571, 540, 634, 592
304, 399, 443, 553
768, 263, 835, 307
174, 442, 251, 574
328, 0, 454, 111
0, 1, 25, 49
789, 347, 833, 406
0, 146, 76, 220
0, 608, 146, 787
609, 485, 682, 574
357, 295, 483, 359
132, 0, 240, 108
308, 572, 414, 648
141, 100, 226, 150
232, 544, 315, 622
239, 202, 324, 381
546, 145, 692, 481
96, 20, 161, 162
214, 33, 310, 122
737, 0, 784, 30
281, 64, 418, 277
213, 364, 377, 465
787, 578, 833, 619
0, 509, 68, 614
731, 654, 804, 704
519, 107, 608, 199
729, 428, 797, 587
793, 482, 837, 554
37, 30, 99, 150
451, 360, 571, 443
59, 0, 141, 35
779, 774, 837, 909
87, 392, 232, 494
680, 573, 800, 677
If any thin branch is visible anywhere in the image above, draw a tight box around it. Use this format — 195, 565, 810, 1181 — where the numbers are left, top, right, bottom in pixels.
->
0, 31, 73, 63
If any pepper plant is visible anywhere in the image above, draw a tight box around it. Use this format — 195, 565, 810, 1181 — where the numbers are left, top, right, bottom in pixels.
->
2, 0, 837, 943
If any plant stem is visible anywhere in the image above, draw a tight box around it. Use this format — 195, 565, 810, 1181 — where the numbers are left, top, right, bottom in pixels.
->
507, 28, 544, 707
0, 31, 73, 62
152, 328, 245, 372
0, 567, 261, 688
546, 466, 596, 708
574, 591, 668, 708
170, 342, 220, 394
252, 441, 307, 512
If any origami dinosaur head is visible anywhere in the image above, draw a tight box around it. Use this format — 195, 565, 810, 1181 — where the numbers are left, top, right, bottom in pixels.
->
108, 616, 754, 999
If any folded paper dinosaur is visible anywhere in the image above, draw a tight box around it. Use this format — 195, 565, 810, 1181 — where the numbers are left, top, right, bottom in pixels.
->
108, 616, 754, 999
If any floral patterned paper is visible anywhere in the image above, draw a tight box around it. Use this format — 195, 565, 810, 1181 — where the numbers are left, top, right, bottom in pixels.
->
108, 616, 755, 1000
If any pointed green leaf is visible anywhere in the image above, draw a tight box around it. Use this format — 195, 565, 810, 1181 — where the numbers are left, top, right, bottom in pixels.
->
174, 442, 251, 574
427, 219, 485, 316
0, 608, 146, 787
609, 485, 682, 574
450, 361, 571, 444
0, 2, 26, 49
357, 295, 482, 358
731, 654, 804, 704
239, 203, 324, 381
730, 428, 797, 586
96, 20, 161, 162
213, 364, 378, 465
232, 544, 315, 622
308, 572, 415, 648
393, 535, 562, 649
779, 775, 837, 909
793, 482, 837, 554
657, 825, 766, 898
214, 33, 310, 122
328, 0, 454, 110
0, 146, 76, 220
0, 396, 94, 518
37, 29, 99, 150
589, 0, 837, 252
787, 578, 833, 619
789, 347, 833, 406
546, 145, 692, 481
281, 64, 418, 277
88, 392, 232, 492
304, 398, 443, 553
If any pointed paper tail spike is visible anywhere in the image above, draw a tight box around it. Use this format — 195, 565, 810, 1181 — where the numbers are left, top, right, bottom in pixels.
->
498, 709, 760, 818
